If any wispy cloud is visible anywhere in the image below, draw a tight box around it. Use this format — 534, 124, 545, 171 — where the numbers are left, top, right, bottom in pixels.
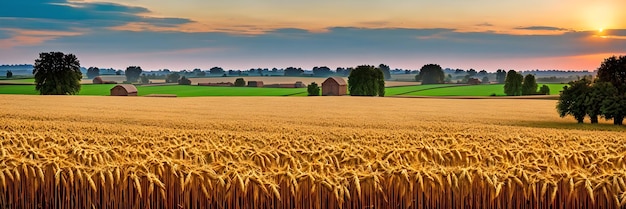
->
515, 26, 570, 31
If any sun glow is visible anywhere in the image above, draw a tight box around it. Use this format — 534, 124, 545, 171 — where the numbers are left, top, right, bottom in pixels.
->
599, 28, 604, 32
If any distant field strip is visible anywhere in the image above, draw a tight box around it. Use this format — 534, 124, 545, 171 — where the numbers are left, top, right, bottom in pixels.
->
401, 84, 567, 96
0, 95, 625, 208
384, 84, 453, 96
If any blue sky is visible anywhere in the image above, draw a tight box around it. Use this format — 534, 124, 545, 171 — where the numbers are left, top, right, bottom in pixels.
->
1, 0, 625, 71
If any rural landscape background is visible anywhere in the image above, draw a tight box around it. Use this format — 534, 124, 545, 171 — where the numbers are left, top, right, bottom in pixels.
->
1, 0, 626, 208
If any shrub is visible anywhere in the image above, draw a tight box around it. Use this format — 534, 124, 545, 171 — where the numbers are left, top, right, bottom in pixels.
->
307, 82, 320, 96
234, 78, 246, 87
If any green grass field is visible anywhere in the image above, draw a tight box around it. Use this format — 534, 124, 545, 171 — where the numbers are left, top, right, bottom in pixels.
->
402, 84, 567, 96
0, 83, 568, 97
384, 84, 453, 96
0, 84, 307, 97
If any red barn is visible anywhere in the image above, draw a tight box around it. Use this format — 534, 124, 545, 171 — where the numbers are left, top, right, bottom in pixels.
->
322, 77, 347, 96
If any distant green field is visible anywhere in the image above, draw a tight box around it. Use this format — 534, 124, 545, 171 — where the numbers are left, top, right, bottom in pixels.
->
0, 83, 569, 97
402, 84, 567, 96
385, 84, 453, 96
0, 84, 307, 97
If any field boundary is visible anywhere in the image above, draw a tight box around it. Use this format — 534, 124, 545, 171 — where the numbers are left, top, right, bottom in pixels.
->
389, 95, 560, 100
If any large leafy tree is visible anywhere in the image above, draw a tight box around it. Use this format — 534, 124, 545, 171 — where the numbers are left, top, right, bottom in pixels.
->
33, 52, 82, 95
348, 65, 385, 96
596, 55, 626, 125
125, 66, 142, 82
6, 70, 12, 78
503, 70, 523, 96
557, 78, 590, 123
416, 64, 444, 84
521, 74, 538, 95
495, 69, 507, 83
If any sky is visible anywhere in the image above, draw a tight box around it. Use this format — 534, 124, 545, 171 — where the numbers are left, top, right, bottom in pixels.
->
0, 0, 625, 71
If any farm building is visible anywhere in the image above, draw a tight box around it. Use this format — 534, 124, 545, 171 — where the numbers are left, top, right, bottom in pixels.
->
322, 77, 347, 96
295, 81, 306, 88
467, 78, 482, 85
248, 81, 264, 87
110, 84, 138, 96
92, 76, 117, 84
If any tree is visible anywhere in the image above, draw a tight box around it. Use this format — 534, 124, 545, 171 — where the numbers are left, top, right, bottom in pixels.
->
178, 76, 191, 85
312, 66, 332, 77
33, 52, 82, 95
125, 66, 142, 82
557, 79, 590, 123
115, 70, 122, 75
467, 69, 477, 77
538, 85, 550, 95
478, 70, 488, 77
596, 55, 626, 91
595, 55, 626, 125
234, 78, 246, 87
482, 76, 489, 84
86, 67, 100, 79
140, 74, 150, 84
166, 72, 180, 83
6, 70, 12, 78
496, 70, 507, 83
416, 64, 444, 84
348, 65, 385, 97
503, 70, 523, 96
284, 67, 303, 76
307, 82, 320, 96
209, 67, 224, 75
379, 64, 391, 80
521, 74, 538, 95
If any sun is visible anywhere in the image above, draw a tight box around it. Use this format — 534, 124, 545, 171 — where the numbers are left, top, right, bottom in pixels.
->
599, 28, 604, 32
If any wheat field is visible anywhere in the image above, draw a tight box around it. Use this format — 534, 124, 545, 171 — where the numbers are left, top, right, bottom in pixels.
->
0, 95, 625, 209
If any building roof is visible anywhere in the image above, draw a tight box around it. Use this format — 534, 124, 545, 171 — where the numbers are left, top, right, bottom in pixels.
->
112, 84, 138, 93
323, 77, 347, 86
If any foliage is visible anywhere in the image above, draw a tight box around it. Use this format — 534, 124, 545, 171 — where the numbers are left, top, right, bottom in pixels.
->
596, 55, 626, 91
348, 65, 385, 96
538, 85, 550, 95
125, 66, 142, 82
557, 79, 590, 123
115, 70, 122, 75
307, 82, 320, 96
379, 64, 391, 80
178, 76, 192, 85
166, 72, 181, 83
32, 52, 82, 95
210, 67, 224, 75
6, 70, 12, 78
140, 74, 150, 84
521, 74, 538, 95
234, 78, 246, 87
86, 67, 100, 79
585, 82, 612, 123
416, 64, 444, 84
599, 85, 626, 125
482, 76, 489, 84
495, 70, 507, 83
503, 70, 523, 96
312, 66, 332, 77
284, 67, 303, 76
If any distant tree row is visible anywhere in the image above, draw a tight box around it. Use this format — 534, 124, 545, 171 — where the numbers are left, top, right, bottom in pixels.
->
557, 56, 626, 125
